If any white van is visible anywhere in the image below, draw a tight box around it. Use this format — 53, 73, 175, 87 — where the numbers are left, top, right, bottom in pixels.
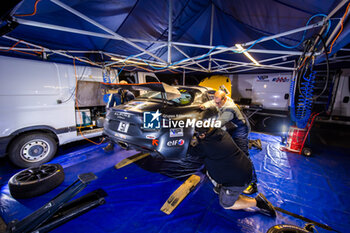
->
231, 73, 292, 112
0, 55, 159, 167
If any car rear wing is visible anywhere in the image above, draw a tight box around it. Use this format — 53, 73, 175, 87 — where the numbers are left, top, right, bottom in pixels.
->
100, 82, 181, 100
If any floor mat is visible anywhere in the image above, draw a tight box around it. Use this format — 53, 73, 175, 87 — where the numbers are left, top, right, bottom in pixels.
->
0, 132, 349, 233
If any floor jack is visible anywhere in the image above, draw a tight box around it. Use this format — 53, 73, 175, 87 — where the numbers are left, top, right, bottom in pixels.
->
7, 173, 107, 233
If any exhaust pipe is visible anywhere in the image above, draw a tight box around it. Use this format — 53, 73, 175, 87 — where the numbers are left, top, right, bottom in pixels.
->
117, 141, 129, 150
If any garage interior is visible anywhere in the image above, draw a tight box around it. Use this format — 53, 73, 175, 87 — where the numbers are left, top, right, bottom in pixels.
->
1, 0, 350, 233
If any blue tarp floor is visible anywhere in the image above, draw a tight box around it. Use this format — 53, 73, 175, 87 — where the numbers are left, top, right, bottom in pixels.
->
1, 132, 350, 233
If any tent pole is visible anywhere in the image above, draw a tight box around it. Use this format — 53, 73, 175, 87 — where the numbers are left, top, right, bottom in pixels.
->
212, 60, 295, 72
209, 3, 215, 71
173, 45, 208, 71
50, 0, 167, 64
183, 69, 185, 85
326, 4, 350, 47
105, 44, 168, 67
168, 0, 173, 64
212, 60, 229, 73
14, 18, 312, 57
325, 0, 349, 20
219, 60, 296, 73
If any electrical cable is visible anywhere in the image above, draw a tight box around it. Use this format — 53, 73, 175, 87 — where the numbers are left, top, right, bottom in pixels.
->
60, 66, 87, 103
14, 0, 41, 17
273, 14, 331, 49
73, 58, 105, 145
328, 2, 350, 54
0, 40, 41, 56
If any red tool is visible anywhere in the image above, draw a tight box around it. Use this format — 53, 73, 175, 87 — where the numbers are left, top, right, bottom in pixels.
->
281, 112, 322, 156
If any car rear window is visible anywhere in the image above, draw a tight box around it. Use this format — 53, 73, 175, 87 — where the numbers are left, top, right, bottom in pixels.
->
137, 88, 197, 106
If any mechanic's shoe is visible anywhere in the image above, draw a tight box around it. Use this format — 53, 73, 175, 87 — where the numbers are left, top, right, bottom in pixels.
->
255, 193, 276, 217
255, 139, 262, 150
103, 143, 114, 152
243, 182, 258, 195
213, 184, 222, 194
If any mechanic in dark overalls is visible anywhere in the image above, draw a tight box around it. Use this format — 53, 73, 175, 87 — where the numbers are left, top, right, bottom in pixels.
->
189, 126, 275, 217
103, 80, 135, 152
200, 90, 258, 194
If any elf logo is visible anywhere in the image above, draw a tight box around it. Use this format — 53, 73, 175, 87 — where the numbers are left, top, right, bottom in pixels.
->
167, 139, 185, 147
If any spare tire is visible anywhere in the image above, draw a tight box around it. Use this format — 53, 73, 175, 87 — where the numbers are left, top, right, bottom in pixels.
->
9, 164, 65, 199
267, 224, 311, 233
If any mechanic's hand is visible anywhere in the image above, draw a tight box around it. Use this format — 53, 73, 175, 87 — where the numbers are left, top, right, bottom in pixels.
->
199, 105, 206, 110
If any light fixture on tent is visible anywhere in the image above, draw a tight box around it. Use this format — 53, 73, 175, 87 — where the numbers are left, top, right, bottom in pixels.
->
235, 44, 260, 66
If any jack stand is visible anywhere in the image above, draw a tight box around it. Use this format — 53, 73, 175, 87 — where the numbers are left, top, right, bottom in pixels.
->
7, 173, 107, 233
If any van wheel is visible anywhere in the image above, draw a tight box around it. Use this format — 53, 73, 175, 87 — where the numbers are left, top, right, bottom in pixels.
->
9, 163, 64, 199
8, 133, 57, 168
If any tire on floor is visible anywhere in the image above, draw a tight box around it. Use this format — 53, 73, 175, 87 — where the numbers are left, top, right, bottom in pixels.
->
8, 163, 65, 199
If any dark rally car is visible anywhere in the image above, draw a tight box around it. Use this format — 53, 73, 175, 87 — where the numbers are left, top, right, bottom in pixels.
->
102, 82, 217, 160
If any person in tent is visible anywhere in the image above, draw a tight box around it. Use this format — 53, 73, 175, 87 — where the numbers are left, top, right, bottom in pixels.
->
103, 80, 135, 152
200, 90, 258, 194
189, 126, 276, 217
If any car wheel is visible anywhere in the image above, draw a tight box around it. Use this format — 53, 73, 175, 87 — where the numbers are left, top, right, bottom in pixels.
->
8, 163, 65, 199
8, 133, 57, 168
267, 224, 311, 233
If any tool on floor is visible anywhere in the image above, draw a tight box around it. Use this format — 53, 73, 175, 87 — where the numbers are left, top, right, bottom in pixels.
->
115, 152, 150, 169
281, 112, 321, 156
161, 174, 200, 215
7, 173, 107, 233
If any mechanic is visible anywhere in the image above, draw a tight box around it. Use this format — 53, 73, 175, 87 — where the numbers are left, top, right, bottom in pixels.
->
200, 90, 258, 194
189, 126, 276, 217
103, 80, 135, 152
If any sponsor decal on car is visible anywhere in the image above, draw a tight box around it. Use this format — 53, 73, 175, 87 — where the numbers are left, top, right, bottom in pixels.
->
169, 128, 183, 137
143, 110, 161, 129
152, 139, 159, 146
146, 135, 156, 139
167, 139, 185, 147
115, 112, 131, 119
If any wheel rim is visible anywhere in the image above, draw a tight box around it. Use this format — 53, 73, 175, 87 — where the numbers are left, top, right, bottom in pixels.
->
20, 139, 51, 163
14, 164, 57, 184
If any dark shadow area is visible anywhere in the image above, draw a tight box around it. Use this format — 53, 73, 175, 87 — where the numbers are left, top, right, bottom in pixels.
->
134, 153, 204, 180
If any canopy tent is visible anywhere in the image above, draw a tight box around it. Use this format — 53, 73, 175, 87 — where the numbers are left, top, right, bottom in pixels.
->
0, 0, 349, 74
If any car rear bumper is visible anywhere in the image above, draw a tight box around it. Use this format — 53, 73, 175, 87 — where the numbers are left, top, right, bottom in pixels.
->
103, 129, 164, 158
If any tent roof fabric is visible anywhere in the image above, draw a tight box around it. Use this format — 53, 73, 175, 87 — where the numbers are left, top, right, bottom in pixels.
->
0, 0, 349, 73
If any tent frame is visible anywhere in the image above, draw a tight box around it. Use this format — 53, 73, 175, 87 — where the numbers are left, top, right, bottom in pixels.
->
2, 0, 349, 74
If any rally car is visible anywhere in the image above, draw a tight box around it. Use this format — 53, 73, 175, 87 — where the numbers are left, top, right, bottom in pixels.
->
102, 82, 218, 160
